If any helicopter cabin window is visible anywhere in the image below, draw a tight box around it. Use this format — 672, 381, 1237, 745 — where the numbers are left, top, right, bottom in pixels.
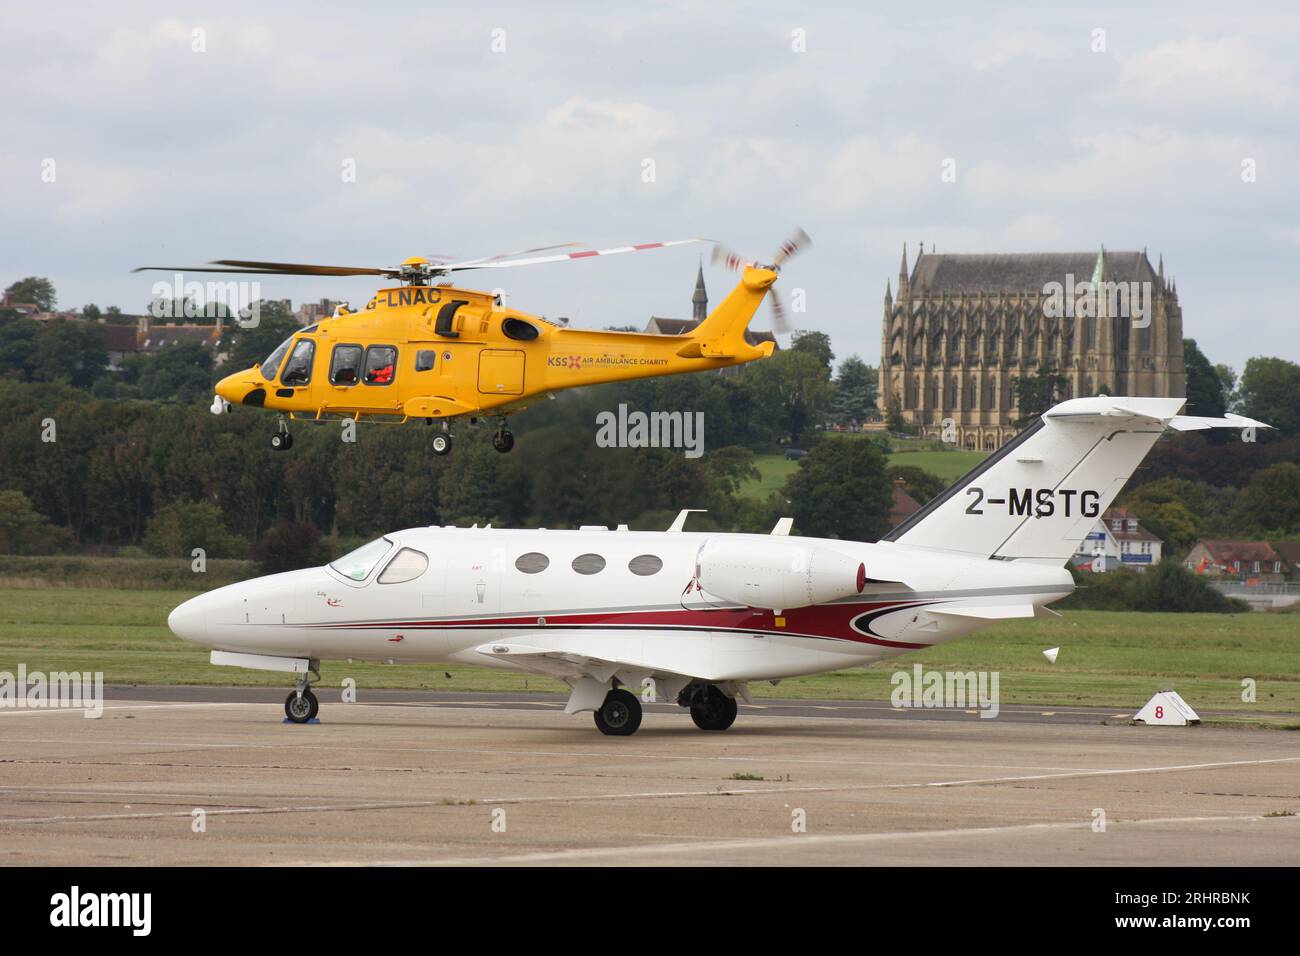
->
330, 344, 364, 385
377, 547, 429, 584
501, 318, 539, 342
260, 336, 294, 381
415, 349, 438, 372
280, 339, 315, 386
364, 345, 398, 385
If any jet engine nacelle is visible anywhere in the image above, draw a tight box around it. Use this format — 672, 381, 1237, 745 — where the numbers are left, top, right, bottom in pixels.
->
696, 538, 866, 612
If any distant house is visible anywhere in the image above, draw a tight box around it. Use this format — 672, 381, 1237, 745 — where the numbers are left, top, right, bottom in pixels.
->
296, 298, 345, 324
133, 312, 224, 365
888, 479, 921, 528
0, 293, 40, 316
1272, 542, 1300, 578
100, 324, 141, 367
1185, 540, 1287, 584
1072, 507, 1163, 572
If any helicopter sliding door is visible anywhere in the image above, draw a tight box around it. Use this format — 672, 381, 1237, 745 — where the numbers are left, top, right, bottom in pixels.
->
477, 349, 525, 395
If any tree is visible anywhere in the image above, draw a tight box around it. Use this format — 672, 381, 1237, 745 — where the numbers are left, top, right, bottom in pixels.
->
252, 520, 329, 574
0, 490, 74, 554
29, 320, 108, 387
740, 349, 834, 445
1136, 561, 1249, 613
1011, 362, 1068, 427
82, 304, 102, 321
1214, 363, 1238, 410
1183, 339, 1227, 418
832, 355, 878, 425
1237, 356, 1300, 437
1232, 462, 1300, 536
4, 277, 56, 312
220, 299, 302, 373
886, 464, 946, 505
790, 330, 834, 371
885, 394, 908, 435
143, 501, 247, 559
784, 436, 893, 540
127, 343, 215, 404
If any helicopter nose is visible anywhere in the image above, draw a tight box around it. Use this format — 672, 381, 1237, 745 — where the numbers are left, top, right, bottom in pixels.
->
168, 596, 209, 646
216, 372, 265, 407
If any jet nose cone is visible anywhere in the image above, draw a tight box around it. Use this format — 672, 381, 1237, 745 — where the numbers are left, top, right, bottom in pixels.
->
168, 597, 209, 646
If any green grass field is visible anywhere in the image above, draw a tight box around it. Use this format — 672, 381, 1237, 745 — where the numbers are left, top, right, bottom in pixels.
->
738, 444, 987, 499
2, 586, 1297, 719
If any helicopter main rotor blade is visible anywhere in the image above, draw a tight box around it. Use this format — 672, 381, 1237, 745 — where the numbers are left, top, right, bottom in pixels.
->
449, 238, 709, 271
210, 260, 397, 276
445, 242, 585, 269
131, 261, 396, 277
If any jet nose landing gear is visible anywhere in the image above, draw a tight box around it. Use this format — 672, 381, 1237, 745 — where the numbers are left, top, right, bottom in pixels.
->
284, 665, 321, 723
284, 688, 318, 723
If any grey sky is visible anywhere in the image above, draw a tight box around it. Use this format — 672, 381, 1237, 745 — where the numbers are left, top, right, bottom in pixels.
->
3, 1, 1298, 374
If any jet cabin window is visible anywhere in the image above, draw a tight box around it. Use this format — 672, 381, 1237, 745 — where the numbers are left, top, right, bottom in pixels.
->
260, 336, 294, 381
364, 345, 398, 385
571, 553, 606, 575
377, 547, 429, 584
329, 537, 393, 582
281, 339, 315, 386
330, 344, 363, 385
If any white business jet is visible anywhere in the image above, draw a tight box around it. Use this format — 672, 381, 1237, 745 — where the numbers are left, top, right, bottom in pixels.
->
168, 396, 1265, 735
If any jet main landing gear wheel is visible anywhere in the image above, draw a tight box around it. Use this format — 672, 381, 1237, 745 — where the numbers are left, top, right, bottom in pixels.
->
284, 688, 318, 723
690, 686, 737, 731
431, 432, 452, 456
491, 429, 515, 453
594, 688, 642, 736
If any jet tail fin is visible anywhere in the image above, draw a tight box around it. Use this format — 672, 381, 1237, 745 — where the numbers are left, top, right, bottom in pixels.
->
883, 396, 1270, 562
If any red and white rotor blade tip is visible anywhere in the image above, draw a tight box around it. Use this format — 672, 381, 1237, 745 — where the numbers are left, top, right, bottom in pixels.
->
445, 242, 584, 268
772, 227, 811, 267
711, 243, 751, 273
452, 238, 707, 271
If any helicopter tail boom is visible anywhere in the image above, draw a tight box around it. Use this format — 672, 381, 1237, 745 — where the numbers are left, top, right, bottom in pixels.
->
681, 266, 778, 360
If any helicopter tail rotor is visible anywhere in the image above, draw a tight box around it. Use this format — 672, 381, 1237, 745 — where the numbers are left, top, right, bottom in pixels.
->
708, 227, 812, 335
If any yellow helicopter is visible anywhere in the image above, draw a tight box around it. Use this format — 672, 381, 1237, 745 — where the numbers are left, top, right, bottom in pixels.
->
133, 230, 809, 454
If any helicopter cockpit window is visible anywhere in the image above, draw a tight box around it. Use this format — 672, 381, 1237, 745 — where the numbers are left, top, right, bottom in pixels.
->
415, 349, 437, 372
364, 345, 398, 385
281, 339, 315, 386
330, 344, 363, 385
260, 336, 294, 381
501, 318, 539, 342
329, 537, 393, 582
377, 547, 429, 584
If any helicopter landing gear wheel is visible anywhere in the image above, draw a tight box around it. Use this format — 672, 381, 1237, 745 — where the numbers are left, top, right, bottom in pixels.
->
491, 429, 515, 453
270, 431, 293, 451
284, 688, 318, 723
593, 688, 642, 736
431, 433, 452, 456
690, 685, 737, 731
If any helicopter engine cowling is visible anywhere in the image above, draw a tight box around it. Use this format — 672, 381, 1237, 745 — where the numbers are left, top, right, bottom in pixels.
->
695, 538, 866, 612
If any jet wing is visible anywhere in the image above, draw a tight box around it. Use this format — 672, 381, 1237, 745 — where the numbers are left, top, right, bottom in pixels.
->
928, 603, 1059, 620
474, 631, 708, 684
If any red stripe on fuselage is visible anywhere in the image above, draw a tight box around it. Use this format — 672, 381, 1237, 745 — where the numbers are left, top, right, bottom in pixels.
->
305, 600, 932, 649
